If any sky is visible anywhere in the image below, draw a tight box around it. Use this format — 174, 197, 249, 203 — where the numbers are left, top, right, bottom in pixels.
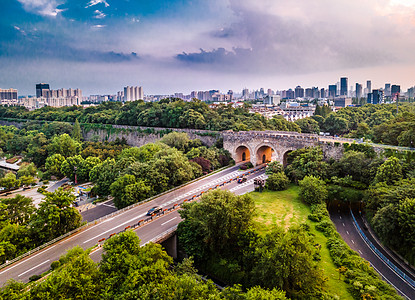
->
1, 0, 415, 96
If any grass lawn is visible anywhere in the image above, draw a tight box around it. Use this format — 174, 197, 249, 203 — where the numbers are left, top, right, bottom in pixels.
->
250, 185, 353, 300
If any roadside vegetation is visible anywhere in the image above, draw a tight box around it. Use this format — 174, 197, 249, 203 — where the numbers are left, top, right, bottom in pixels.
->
0, 122, 233, 264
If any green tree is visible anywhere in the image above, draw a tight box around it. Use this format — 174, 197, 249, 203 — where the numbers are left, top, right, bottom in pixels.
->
178, 189, 255, 258
265, 161, 283, 175
160, 131, 190, 152
89, 158, 117, 196
266, 172, 290, 191
374, 157, 403, 185
323, 114, 349, 135
397, 198, 415, 257
72, 119, 82, 142
16, 162, 37, 178
0, 195, 34, 225
299, 175, 328, 205
250, 226, 325, 298
48, 133, 81, 158
0, 173, 18, 190
294, 118, 320, 134
45, 153, 66, 178
31, 188, 81, 242
110, 174, 137, 208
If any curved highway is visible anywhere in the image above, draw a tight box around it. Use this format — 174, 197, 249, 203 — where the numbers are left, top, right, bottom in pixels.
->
329, 203, 415, 299
0, 165, 266, 286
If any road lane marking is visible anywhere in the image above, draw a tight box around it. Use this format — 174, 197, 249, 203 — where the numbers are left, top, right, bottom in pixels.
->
346, 231, 349, 235
83, 213, 146, 244
161, 217, 177, 226
339, 216, 342, 220
0, 245, 56, 275
359, 250, 363, 254
342, 223, 345, 227
351, 240, 355, 244
18, 260, 50, 277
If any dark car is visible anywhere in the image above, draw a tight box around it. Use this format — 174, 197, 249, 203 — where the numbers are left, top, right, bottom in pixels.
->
147, 206, 162, 216
237, 177, 247, 184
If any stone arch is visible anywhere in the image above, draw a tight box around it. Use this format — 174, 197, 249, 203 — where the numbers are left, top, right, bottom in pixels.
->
282, 149, 294, 167
235, 145, 251, 163
255, 145, 277, 165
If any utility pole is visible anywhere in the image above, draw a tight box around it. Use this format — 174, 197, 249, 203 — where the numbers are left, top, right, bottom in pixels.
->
396, 92, 400, 114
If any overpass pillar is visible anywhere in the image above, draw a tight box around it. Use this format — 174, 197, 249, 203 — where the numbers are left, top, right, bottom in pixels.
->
161, 233, 177, 259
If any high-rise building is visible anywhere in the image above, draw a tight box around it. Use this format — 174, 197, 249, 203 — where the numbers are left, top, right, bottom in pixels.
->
366, 80, 372, 94
328, 85, 337, 98
305, 88, 313, 98
340, 77, 348, 96
0, 88, 18, 100
391, 85, 400, 98
355, 83, 362, 99
36, 83, 50, 98
320, 88, 325, 98
384, 83, 391, 97
367, 89, 383, 105
123, 86, 143, 101
242, 88, 249, 99
295, 86, 304, 98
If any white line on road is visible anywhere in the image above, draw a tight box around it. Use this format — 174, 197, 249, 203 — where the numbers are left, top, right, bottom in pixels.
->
18, 260, 50, 277
342, 223, 345, 227
351, 239, 355, 244
339, 216, 342, 220
103, 204, 116, 208
83, 213, 146, 244
161, 217, 177, 226
346, 231, 349, 235
359, 250, 363, 254
0, 245, 56, 275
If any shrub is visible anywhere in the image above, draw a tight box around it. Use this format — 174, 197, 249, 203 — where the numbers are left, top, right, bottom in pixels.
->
299, 175, 328, 205
29, 274, 42, 282
265, 172, 290, 191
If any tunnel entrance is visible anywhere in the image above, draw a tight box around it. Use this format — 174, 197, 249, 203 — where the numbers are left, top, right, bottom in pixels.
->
256, 145, 275, 165
235, 146, 251, 163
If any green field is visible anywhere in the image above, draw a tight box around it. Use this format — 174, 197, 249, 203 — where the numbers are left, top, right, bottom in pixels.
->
250, 185, 354, 300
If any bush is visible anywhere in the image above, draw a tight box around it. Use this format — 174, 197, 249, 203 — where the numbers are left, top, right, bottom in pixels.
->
299, 176, 328, 205
265, 172, 290, 191
50, 260, 61, 270
29, 274, 42, 282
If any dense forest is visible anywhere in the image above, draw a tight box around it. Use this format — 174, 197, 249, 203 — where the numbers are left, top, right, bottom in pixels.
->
1, 99, 414, 147
0, 231, 287, 300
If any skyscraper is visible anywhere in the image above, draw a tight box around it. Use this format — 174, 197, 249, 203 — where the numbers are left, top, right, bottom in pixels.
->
367, 89, 383, 105
36, 83, 50, 97
295, 86, 304, 98
385, 83, 391, 97
366, 80, 372, 94
0, 88, 17, 100
328, 85, 337, 98
340, 77, 348, 96
391, 85, 400, 98
123, 86, 144, 101
355, 83, 362, 99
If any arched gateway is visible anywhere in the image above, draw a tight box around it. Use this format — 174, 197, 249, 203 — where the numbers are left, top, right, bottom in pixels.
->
222, 131, 319, 166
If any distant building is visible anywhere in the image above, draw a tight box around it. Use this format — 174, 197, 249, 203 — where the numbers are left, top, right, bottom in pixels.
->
295, 86, 304, 98
328, 85, 337, 98
36, 83, 50, 97
355, 83, 362, 99
367, 89, 384, 104
391, 85, 400, 98
340, 77, 348, 96
366, 80, 372, 94
334, 96, 352, 107
385, 83, 391, 97
124, 86, 144, 101
263, 95, 281, 106
0, 88, 18, 100
320, 88, 325, 98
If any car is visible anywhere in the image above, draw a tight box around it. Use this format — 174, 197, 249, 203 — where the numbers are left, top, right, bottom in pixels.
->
237, 177, 247, 184
147, 206, 162, 216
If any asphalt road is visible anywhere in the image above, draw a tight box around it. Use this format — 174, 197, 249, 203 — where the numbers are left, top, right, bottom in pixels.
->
0, 165, 266, 286
328, 203, 415, 299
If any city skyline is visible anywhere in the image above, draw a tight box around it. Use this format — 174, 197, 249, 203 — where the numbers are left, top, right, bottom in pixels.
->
2, 0, 415, 95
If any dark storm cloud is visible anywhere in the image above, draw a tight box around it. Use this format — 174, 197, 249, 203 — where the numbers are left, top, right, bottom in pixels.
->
174, 0, 404, 74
